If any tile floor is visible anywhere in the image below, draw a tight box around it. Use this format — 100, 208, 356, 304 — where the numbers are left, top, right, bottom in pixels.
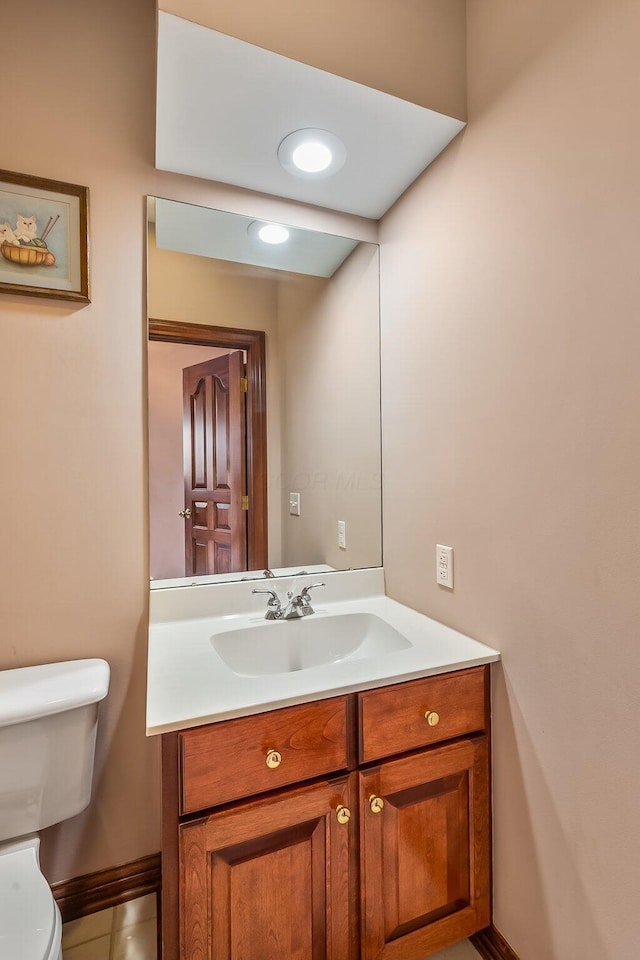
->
61, 893, 157, 960
436, 942, 481, 959
61, 893, 479, 960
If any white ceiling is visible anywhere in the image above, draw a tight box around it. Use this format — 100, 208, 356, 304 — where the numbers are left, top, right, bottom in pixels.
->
152, 198, 362, 278
156, 13, 465, 220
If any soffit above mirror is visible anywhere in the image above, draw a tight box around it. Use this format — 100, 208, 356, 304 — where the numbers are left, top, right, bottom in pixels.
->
156, 13, 465, 220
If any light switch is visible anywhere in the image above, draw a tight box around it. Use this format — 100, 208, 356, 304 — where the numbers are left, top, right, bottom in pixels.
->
289, 492, 300, 516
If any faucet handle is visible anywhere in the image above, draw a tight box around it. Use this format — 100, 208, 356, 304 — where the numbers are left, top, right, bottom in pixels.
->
300, 582, 325, 597
252, 588, 278, 598
300, 582, 325, 603
281, 583, 325, 619
252, 588, 283, 619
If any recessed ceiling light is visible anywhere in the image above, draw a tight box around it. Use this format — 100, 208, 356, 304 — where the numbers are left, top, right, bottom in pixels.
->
278, 129, 347, 179
248, 221, 290, 244
292, 141, 333, 173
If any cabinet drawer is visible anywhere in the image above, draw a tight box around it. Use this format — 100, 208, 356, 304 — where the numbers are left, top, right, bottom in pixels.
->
358, 666, 487, 763
180, 696, 350, 813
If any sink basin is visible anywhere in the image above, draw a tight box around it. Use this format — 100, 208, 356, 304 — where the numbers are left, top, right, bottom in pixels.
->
212, 613, 412, 677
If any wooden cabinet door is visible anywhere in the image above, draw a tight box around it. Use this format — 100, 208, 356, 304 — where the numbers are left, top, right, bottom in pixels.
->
179, 775, 356, 960
359, 736, 490, 960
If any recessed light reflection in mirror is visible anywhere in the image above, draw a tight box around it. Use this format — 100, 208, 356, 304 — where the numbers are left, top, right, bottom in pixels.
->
247, 221, 290, 245
154, 199, 359, 277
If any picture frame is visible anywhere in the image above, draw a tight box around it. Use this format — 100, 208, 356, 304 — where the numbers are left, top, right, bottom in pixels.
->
0, 168, 90, 303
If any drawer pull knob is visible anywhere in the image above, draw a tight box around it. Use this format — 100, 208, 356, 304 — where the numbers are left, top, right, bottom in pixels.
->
424, 710, 440, 727
369, 795, 384, 814
265, 749, 282, 769
336, 805, 351, 825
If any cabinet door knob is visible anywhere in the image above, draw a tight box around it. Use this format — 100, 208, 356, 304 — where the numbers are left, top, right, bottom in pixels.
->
369, 795, 384, 814
265, 748, 282, 769
336, 805, 351, 825
178, 508, 192, 519
424, 710, 440, 727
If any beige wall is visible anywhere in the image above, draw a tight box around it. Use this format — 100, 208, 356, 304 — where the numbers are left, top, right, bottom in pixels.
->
277, 245, 382, 570
380, 1, 640, 957
0, 0, 372, 885
148, 341, 229, 580
162, 0, 467, 120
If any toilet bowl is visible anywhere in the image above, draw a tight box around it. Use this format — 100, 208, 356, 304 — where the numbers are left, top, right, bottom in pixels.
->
0, 838, 61, 960
0, 659, 110, 960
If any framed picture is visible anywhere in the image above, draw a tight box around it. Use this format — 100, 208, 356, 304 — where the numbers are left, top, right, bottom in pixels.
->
0, 169, 90, 303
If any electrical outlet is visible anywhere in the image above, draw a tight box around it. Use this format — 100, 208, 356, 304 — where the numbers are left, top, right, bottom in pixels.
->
338, 520, 346, 550
289, 492, 300, 516
436, 544, 454, 589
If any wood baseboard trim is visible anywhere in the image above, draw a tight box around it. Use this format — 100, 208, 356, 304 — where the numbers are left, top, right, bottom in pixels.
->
52, 853, 161, 924
471, 925, 521, 960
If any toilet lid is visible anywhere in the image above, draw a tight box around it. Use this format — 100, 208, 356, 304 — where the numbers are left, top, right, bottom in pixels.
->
0, 846, 56, 960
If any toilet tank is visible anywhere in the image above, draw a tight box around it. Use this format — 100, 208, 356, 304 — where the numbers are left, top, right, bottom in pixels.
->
0, 659, 110, 843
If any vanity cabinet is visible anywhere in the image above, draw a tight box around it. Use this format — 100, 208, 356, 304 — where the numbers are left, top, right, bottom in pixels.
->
179, 696, 351, 813
180, 775, 356, 960
359, 738, 489, 960
161, 665, 491, 960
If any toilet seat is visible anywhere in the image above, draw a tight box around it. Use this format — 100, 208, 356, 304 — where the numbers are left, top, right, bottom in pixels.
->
0, 840, 61, 960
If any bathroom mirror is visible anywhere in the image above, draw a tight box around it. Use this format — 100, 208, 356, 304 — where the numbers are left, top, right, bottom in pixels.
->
147, 197, 381, 588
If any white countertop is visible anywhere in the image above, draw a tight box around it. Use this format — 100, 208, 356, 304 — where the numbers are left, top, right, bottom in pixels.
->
146, 569, 500, 736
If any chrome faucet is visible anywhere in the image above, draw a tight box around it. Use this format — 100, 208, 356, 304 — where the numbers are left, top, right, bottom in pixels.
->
252, 583, 325, 620
241, 568, 275, 581
251, 588, 284, 620
283, 583, 325, 619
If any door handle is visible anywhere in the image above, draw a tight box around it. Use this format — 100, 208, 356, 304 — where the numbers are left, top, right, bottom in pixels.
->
178, 508, 192, 519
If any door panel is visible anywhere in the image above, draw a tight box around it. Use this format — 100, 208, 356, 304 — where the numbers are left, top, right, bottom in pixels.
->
192, 501, 210, 529
214, 821, 319, 960
192, 540, 209, 576
382, 773, 470, 936
212, 371, 230, 490
179, 776, 355, 960
360, 737, 489, 960
182, 351, 247, 575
